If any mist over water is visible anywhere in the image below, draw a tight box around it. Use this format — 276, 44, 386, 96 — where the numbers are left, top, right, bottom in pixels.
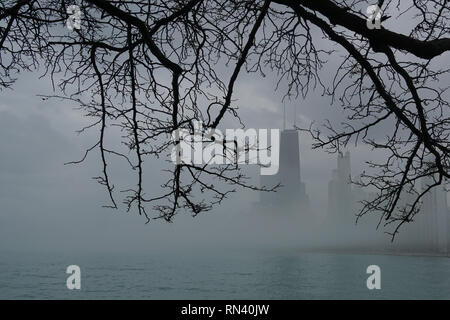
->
1, 33, 449, 298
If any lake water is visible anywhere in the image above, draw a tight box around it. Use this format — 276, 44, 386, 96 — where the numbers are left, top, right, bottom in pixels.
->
0, 250, 449, 299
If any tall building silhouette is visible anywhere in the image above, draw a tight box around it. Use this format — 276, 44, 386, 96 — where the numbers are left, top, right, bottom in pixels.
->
326, 151, 450, 254
328, 151, 353, 222
417, 176, 449, 252
259, 129, 309, 214
397, 178, 449, 253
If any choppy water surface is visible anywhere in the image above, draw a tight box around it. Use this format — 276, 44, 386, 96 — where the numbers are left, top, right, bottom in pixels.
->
0, 250, 449, 299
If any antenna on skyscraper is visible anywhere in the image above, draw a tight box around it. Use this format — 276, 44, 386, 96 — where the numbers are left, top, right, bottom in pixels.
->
283, 102, 286, 131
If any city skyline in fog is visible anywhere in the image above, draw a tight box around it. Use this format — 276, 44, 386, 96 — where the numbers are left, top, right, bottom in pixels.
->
2, 69, 448, 255
0, 69, 381, 254
1, 9, 450, 254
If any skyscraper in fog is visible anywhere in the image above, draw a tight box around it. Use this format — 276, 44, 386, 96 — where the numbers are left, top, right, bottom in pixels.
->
259, 129, 309, 214
398, 177, 449, 253
418, 176, 449, 253
328, 151, 353, 222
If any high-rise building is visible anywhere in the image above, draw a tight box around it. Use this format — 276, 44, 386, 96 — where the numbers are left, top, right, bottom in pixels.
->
325, 151, 449, 254
419, 176, 449, 253
259, 129, 309, 214
328, 151, 353, 223
398, 177, 449, 253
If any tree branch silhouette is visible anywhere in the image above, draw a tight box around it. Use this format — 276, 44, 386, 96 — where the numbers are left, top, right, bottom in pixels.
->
1, 0, 449, 238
